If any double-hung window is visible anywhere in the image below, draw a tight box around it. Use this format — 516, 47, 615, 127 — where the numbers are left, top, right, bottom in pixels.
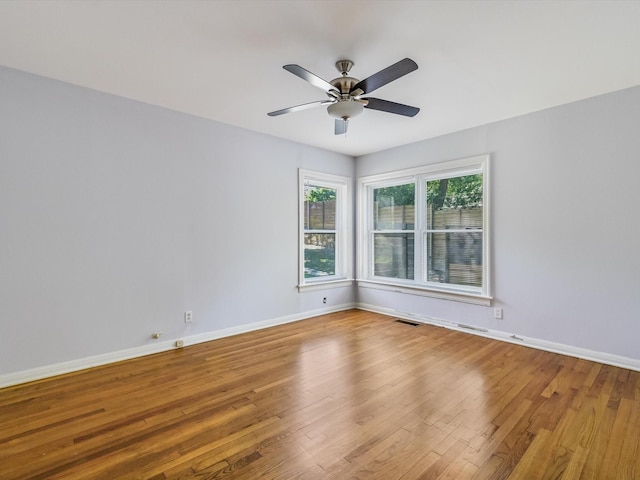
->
358, 155, 490, 303
299, 169, 352, 290
371, 180, 416, 280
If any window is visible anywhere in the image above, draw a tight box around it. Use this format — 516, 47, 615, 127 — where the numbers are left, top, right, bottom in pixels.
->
358, 155, 490, 302
372, 182, 415, 280
299, 170, 352, 290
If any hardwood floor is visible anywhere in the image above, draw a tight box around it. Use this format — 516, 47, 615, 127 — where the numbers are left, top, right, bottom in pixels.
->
1, 309, 639, 479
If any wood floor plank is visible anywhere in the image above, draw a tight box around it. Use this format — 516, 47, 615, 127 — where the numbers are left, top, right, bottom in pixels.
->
1, 309, 639, 479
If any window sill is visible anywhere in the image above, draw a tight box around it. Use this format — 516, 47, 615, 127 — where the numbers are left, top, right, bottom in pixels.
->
298, 279, 354, 292
357, 279, 492, 306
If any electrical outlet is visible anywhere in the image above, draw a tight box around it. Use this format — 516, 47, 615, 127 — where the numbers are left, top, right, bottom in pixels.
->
175, 340, 184, 348
184, 311, 193, 323
323, 297, 327, 304
494, 308, 503, 320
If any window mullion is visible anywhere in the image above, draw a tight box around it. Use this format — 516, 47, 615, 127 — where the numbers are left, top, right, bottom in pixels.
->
414, 176, 426, 283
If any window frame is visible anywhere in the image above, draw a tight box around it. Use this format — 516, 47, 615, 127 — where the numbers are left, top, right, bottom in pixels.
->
298, 169, 353, 292
357, 155, 491, 305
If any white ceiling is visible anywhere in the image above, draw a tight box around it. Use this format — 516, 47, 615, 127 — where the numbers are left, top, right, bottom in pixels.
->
2, 1, 640, 157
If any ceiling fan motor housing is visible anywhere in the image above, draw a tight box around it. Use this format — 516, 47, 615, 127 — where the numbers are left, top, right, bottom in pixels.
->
330, 76, 359, 95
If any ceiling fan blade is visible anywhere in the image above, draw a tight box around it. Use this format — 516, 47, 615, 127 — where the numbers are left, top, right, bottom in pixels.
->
363, 97, 420, 117
350, 58, 418, 96
267, 100, 333, 117
283, 64, 339, 96
335, 118, 348, 135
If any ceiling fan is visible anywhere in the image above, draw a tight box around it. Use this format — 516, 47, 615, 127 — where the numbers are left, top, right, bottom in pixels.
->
267, 58, 420, 135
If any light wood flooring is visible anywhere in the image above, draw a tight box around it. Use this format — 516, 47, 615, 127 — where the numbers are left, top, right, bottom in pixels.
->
1, 309, 639, 479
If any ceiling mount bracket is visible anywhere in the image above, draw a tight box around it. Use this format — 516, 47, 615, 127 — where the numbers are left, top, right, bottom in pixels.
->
335, 60, 354, 76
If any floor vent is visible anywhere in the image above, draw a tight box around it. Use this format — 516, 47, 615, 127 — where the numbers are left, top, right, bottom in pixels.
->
394, 319, 421, 327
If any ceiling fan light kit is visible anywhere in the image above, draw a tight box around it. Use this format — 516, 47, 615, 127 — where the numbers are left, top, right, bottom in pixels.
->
268, 58, 420, 135
327, 100, 364, 120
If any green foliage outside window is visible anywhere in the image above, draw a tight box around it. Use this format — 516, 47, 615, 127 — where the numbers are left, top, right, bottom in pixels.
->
374, 184, 415, 206
428, 174, 483, 210
305, 187, 336, 202
372, 175, 482, 209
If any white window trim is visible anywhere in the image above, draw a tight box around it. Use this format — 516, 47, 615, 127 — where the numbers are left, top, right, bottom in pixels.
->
357, 155, 491, 302
298, 169, 353, 292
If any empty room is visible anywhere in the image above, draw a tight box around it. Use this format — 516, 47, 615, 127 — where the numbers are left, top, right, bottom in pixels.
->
1, 1, 639, 478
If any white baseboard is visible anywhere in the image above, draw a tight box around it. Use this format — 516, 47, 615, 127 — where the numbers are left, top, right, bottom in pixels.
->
0, 303, 356, 389
3, 301, 638, 389
357, 302, 640, 372
179, 303, 356, 348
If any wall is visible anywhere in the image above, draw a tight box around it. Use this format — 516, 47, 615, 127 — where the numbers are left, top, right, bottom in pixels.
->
356, 85, 640, 363
0, 66, 355, 382
2, 64, 639, 384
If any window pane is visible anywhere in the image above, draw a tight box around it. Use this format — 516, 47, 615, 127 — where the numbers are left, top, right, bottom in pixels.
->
304, 233, 335, 278
373, 183, 415, 230
304, 185, 336, 230
373, 233, 414, 279
426, 174, 482, 227
426, 231, 482, 287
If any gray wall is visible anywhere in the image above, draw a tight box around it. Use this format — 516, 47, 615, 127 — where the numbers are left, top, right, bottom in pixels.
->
356, 85, 640, 360
0, 66, 354, 376
2, 64, 639, 380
